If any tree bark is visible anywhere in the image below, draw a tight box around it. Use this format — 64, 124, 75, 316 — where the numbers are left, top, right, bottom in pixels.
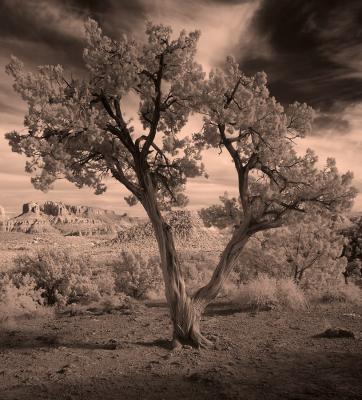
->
193, 225, 250, 307
141, 175, 212, 347
141, 174, 251, 348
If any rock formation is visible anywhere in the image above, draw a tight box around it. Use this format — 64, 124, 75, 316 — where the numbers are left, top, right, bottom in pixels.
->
23, 202, 40, 214
0, 205, 5, 232
4, 201, 134, 236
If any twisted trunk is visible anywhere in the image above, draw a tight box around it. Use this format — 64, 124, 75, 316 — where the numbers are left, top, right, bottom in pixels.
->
141, 174, 250, 348
193, 225, 250, 306
141, 175, 204, 347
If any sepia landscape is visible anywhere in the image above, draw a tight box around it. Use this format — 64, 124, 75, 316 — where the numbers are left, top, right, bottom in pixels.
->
1, 1, 362, 399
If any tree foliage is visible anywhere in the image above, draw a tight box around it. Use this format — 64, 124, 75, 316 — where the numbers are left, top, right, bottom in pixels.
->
341, 216, 362, 283
232, 215, 347, 291
196, 57, 357, 233
6, 20, 205, 208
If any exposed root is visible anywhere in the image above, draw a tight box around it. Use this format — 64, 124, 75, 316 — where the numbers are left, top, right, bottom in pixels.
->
172, 328, 214, 350
190, 331, 213, 349
171, 337, 183, 350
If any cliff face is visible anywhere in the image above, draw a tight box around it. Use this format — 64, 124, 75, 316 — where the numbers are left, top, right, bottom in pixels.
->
4, 201, 134, 235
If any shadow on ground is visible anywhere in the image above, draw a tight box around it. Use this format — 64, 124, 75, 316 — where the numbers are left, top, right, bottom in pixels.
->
145, 300, 245, 317
1, 351, 361, 400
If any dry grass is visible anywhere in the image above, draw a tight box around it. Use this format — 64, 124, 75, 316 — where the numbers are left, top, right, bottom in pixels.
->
234, 275, 307, 311
319, 282, 362, 305
0, 274, 52, 325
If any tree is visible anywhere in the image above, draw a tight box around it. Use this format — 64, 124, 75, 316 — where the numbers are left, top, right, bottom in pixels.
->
193, 56, 356, 320
6, 20, 206, 347
341, 217, 362, 284
6, 21, 357, 348
229, 215, 347, 291
278, 216, 346, 289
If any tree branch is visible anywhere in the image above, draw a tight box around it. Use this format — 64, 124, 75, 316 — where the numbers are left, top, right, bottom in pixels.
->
141, 53, 165, 160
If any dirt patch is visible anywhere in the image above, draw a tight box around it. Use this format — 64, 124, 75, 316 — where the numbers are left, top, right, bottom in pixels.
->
1, 303, 362, 400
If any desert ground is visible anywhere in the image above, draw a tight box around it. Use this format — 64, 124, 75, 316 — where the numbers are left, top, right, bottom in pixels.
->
1, 300, 362, 399
1, 231, 362, 400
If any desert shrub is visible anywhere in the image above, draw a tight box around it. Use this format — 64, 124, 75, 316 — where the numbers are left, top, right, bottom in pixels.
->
115, 211, 223, 253
236, 275, 278, 310
113, 251, 163, 299
0, 273, 49, 323
182, 259, 213, 291
63, 293, 131, 316
10, 248, 101, 306
178, 251, 239, 298
318, 283, 362, 305
180, 252, 229, 295
231, 216, 348, 294
167, 210, 194, 240
234, 275, 307, 310
277, 278, 308, 310
93, 268, 116, 297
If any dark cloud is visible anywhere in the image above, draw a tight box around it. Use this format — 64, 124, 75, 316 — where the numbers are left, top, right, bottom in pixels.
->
0, 0, 146, 71
0, 0, 84, 67
63, 0, 147, 37
239, 0, 362, 112
0, 1, 80, 46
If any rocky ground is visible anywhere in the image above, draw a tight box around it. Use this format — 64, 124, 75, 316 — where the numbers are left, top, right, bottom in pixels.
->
1, 229, 362, 399
1, 302, 362, 400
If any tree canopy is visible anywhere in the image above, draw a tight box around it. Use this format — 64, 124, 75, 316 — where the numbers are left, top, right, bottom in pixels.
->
196, 56, 357, 233
6, 20, 206, 210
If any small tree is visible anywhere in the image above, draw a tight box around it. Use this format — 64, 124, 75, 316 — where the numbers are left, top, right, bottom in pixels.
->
277, 216, 346, 288
341, 217, 362, 284
230, 215, 347, 291
6, 21, 356, 348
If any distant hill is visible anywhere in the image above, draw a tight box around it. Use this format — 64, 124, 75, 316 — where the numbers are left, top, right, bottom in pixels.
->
113, 210, 224, 252
4, 201, 136, 236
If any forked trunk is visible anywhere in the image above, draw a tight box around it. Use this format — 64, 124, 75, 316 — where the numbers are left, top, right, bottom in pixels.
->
193, 225, 250, 306
142, 175, 250, 348
142, 176, 210, 347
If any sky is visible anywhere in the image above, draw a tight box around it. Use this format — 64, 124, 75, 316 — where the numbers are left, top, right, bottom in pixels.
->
1, 0, 362, 217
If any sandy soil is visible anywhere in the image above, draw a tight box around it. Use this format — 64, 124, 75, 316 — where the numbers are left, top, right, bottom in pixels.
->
1, 302, 362, 400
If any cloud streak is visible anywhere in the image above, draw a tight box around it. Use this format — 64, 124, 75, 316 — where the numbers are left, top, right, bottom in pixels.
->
238, 0, 362, 113
1, 0, 362, 216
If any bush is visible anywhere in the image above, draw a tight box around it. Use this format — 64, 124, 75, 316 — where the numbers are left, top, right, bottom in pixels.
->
0, 273, 49, 323
93, 269, 116, 297
63, 293, 131, 316
182, 258, 213, 293
234, 275, 307, 310
10, 248, 102, 306
319, 283, 362, 305
235, 275, 278, 310
113, 251, 163, 299
179, 252, 232, 296
277, 278, 308, 310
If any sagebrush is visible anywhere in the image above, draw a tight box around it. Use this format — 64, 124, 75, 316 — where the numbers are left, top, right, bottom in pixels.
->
11, 248, 107, 306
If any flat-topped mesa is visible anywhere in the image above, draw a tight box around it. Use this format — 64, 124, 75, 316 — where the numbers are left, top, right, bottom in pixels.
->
4, 200, 132, 235
22, 202, 40, 215
42, 201, 70, 217
41, 201, 116, 218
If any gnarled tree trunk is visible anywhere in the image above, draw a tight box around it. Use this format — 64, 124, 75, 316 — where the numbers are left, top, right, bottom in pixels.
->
141, 174, 250, 348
